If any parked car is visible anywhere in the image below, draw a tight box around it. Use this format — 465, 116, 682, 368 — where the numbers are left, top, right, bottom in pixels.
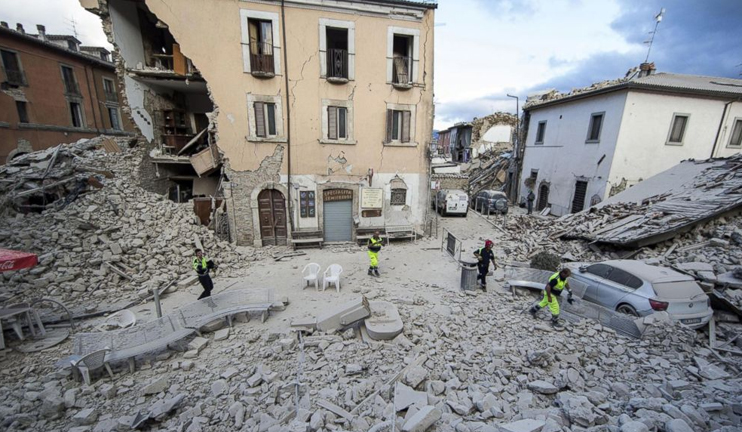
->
472, 190, 508, 214
434, 189, 469, 216
564, 260, 713, 329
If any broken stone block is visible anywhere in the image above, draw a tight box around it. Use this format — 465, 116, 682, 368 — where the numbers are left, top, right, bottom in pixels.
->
98, 383, 116, 399
527, 380, 558, 395
403, 366, 428, 389
187, 337, 209, 353
498, 419, 546, 432
247, 372, 263, 387
401, 405, 441, 432
200, 318, 225, 333
309, 411, 324, 431
395, 383, 427, 411
214, 327, 231, 341
665, 419, 694, 432
620, 421, 650, 432
315, 297, 371, 332
221, 367, 239, 380
142, 376, 168, 395
700, 402, 723, 412
40, 395, 65, 419
73, 408, 99, 426
211, 379, 228, 397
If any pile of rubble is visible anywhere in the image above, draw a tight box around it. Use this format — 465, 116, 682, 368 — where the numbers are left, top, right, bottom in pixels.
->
2, 287, 740, 431
0, 137, 265, 309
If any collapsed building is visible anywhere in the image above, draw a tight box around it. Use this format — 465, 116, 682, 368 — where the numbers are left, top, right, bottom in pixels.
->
79, 0, 437, 247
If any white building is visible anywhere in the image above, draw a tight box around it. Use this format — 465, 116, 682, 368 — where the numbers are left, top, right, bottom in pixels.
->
519, 66, 742, 216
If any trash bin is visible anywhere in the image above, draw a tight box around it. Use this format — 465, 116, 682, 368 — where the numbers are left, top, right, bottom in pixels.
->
460, 257, 479, 291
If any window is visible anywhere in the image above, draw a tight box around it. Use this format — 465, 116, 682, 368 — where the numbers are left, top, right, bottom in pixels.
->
240, 10, 280, 76
300, 191, 316, 218
390, 189, 407, 205
535, 121, 547, 144
667, 114, 689, 145
728, 119, 742, 148
586, 264, 613, 279
325, 28, 348, 79
69, 102, 83, 128
586, 112, 604, 142
571, 180, 588, 213
606, 268, 643, 289
108, 107, 121, 130
328, 106, 347, 140
67, 40, 78, 51
387, 110, 411, 143
61, 66, 79, 95
387, 27, 419, 85
254, 102, 277, 137
16, 101, 28, 123
1, 49, 26, 86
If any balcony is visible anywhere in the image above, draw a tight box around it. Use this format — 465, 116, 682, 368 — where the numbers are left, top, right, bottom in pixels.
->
4, 69, 27, 86
392, 55, 413, 90
64, 80, 81, 96
249, 41, 275, 78
326, 48, 348, 83
105, 91, 118, 103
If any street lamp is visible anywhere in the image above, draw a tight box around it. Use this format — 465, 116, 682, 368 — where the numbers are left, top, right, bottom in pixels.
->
506, 94, 520, 202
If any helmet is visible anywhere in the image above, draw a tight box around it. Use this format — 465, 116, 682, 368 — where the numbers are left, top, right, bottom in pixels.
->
485, 240, 494, 248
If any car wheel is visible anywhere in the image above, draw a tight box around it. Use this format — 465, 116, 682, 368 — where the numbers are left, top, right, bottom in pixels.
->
616, 304, 639, 317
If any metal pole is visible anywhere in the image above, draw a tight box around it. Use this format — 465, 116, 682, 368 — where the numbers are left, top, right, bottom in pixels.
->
153, 287, 162, 318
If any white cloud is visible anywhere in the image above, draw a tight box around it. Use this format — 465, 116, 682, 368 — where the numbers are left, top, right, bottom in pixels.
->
0, 0, 110, 49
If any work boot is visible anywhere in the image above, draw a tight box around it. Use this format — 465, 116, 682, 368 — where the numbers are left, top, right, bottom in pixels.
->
374, 268, 380, 277
551, 315, 563, 328
368, 268, 374, 276
528, 305, 540, 317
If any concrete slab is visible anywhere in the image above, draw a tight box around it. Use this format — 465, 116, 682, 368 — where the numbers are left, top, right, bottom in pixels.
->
365, 301, 404, 341
315, 297, 371, 332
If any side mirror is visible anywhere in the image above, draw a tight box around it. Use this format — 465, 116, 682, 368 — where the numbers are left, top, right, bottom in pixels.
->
579, 265, 587, 273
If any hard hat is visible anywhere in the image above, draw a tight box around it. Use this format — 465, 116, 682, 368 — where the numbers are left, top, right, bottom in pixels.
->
485, 240, 494, 248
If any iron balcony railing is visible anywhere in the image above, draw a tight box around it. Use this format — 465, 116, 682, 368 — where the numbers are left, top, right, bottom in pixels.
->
4, 69, 27, 86
392, 55, 411, 85
104, 91, 118, 103
64, 80, 81, 95
249, 40, 275, 75
326, 48, 348, 79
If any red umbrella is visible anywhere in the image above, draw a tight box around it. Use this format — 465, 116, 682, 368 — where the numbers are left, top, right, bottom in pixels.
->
0, 249, 38, 272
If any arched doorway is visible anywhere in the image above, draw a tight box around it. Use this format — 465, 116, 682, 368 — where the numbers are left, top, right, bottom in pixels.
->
258, 189, 287, 246
537, 183, 549, 211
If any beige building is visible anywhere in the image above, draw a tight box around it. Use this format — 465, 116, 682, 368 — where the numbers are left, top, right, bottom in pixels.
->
80, 0, 436, 246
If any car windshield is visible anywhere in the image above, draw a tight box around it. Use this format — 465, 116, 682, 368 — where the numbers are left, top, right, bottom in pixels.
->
652, 281, 704, 300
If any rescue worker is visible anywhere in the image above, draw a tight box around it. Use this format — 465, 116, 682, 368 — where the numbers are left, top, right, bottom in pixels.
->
473, 240, 497, 289
193, 249, 216, 299
527, 189, 535, 215
367, 231, 383, 277
529, 268, 574, 327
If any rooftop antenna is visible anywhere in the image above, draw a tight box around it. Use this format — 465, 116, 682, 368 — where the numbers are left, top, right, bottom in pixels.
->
643, 8, 665, 63
65, 16, 79, 39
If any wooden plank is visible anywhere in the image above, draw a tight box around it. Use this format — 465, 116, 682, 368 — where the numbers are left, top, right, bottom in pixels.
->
104, 262, 132, 280
101, 137, 121, 153
316, 399, 353, 421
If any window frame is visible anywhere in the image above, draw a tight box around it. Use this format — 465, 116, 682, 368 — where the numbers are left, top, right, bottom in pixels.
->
16, 101, 29, 124
69, 101, 84, 128
239, 9, 281, 75
246, 93, 285, 142
102, 77, 115, 95
390, 188, 407, 206
108, 107, 121, 131
321, 99, 355, 145
59, 64, 80, 95
319, 18, 355, 81
727, 118, 742, 148
386, 26, 420, 85
534, 120, 547, 145
666, 113, 690, 146
299, 190, 316, 218
585, 111, 604, 143
0, 48, 27, 86
384, 103, 416, 146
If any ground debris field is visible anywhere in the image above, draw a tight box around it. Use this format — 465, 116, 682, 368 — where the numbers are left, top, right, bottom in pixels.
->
1, 139, 742, 432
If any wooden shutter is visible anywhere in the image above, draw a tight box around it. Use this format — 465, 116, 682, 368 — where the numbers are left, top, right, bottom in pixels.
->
401, 110, 411, 143
248, 20, 259, 55
385, 109, 393, 143
328, 106, 338, 140
338, 108, 347, 139
254, 102, 266, 137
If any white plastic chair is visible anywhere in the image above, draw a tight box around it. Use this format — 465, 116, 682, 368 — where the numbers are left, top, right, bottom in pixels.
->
71, 348, 114, 385
322, 264, 343, 292
302, 263, 322, 291
96, 310, 137, 332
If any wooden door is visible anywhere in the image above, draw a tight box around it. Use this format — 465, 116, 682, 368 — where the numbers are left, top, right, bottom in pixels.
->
537, 184, 549, 211
258, 189, 287, 246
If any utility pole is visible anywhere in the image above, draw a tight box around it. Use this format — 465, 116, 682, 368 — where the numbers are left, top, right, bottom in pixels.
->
506, 94, 520, 203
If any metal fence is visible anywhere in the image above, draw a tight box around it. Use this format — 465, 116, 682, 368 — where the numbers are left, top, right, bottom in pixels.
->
327, 48, 348, 79
441, 228, 462, 262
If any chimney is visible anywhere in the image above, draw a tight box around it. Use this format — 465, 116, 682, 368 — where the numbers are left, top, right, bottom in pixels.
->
638, 62, 656, 78
16, 23, 24, 34
1, 22, 8, 29
36, 24, 46, 41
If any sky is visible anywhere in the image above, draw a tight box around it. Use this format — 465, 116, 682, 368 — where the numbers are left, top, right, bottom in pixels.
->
1, 0, 741, 130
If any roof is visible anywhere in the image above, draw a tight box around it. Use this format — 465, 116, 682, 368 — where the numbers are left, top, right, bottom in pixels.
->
80, 46, 110, 53
525, 72, 742, 111
603, 260, 693, 283
0, 26, 113, 69
336, 0, 437, 9
45, 34, 82, 44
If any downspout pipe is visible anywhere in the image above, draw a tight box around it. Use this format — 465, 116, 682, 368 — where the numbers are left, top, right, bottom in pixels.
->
711, 100, 737, 159
281, 0, 293, 233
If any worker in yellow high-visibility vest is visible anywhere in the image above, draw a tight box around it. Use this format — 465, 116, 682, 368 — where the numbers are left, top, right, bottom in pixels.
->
193, 249, 216, 299
367, 231, 383, 277
529, 268, 574, 327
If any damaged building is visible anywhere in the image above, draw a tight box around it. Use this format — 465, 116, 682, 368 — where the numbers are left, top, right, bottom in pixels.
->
518, 63, 742, 216
0, 21, 136, 164
79, 0, 436, 247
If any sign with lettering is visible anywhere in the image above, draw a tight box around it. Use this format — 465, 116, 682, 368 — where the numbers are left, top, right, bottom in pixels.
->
361, 188, 383, 209
323, 189, 353, 202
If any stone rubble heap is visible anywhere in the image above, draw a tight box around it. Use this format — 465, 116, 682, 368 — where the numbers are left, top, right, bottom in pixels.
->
2, 288, 741, 432
0, 137, 265, 308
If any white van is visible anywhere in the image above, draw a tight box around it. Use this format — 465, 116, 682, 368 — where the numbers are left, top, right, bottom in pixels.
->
435, 189, 469, 216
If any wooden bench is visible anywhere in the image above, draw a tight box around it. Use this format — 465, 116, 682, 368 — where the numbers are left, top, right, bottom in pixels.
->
290, 230, 324, 250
